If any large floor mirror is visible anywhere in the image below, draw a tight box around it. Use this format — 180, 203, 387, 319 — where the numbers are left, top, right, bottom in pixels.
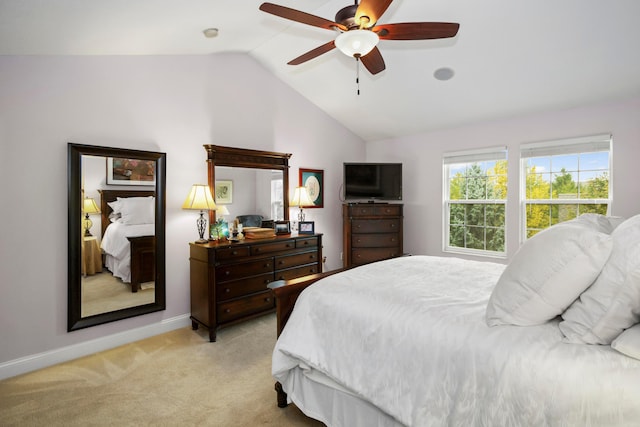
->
68, 143, 166, 331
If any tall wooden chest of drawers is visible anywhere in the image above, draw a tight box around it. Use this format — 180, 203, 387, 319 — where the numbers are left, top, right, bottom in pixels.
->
189, 234, 322, 341
343, 203, 403, 268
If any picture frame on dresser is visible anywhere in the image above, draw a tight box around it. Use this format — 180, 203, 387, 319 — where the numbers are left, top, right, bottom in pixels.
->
275, 220, 291, 235
299, 221, 315, 235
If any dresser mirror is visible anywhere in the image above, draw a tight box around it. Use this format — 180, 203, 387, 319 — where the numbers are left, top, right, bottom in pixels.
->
68, 143, 166, 331
205, 145, 292, 226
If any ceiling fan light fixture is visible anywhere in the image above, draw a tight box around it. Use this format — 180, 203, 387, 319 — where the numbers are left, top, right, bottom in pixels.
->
335, 29, 379, 58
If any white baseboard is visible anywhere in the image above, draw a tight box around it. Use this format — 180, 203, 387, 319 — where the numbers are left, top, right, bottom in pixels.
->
0, 314, 191, 381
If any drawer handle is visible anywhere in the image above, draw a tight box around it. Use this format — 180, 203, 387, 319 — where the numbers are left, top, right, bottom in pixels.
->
302, 241, 309, 245
225, 271, 230, 276
264, 297, 271, 302
286, 243, 292, 248
356, 239, 361, 243
265, 263, 271, 268
278, 260, 284, 265
255, 248, 261, 252
390, 224, 396, 228
264, 279, 271, 284
225, 288, 230, 293
225, 309, 231, 313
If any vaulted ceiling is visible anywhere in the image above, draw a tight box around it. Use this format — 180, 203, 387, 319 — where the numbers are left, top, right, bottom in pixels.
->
1, 0, 639, 142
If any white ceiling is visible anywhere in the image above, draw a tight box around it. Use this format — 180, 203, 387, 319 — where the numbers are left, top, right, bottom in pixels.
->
1, 0, 639, 142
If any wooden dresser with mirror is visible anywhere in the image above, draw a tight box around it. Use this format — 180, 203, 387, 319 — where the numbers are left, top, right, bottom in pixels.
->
189, 234, 322, 342
189, 145, 323, 341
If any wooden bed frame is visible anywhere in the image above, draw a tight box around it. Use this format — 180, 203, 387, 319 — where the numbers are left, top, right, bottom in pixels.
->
98, 189, 156, 293
268, 268, 347, 407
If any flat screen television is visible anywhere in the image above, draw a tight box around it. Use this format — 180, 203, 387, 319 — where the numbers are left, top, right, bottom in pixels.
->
344, 162, 402, 201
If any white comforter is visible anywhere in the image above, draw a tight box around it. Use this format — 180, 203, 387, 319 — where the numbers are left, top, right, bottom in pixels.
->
100, 221, 154, 283
272, 256, 640, 426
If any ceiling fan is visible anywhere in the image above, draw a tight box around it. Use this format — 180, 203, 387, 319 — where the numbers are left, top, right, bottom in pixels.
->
259, 0, 460, 75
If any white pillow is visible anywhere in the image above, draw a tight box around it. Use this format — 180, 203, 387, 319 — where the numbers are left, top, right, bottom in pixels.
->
107, 200, 122, 214
486, 220, 613, 326
571, 213, 621, 234
560, 214, 640, 344
611, 323, 640, 360
118, 196, 155, 225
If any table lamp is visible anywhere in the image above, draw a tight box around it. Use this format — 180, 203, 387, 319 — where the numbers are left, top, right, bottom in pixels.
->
182, 184, 217, 243
290, 186, 313, 222
83, 197, 101, 237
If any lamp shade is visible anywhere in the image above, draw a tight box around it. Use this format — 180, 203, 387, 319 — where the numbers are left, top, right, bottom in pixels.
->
335, 29, 379, 58
83, 197, 100, 214
290, 186, 314, 208
182, 184, 217, 211
216, 205, 230, 216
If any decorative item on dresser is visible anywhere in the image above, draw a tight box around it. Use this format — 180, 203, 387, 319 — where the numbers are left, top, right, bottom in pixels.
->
189, 233, 323, 342
342, 203, 403, 268
182, 184, 217, 244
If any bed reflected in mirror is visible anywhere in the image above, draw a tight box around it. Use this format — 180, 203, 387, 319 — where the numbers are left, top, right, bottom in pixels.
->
68, 143, 166, 331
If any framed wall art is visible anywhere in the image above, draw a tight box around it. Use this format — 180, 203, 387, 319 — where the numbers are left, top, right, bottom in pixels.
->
215, 180, 233, 204
299, 168, 323, 208
106, 157, 156, 186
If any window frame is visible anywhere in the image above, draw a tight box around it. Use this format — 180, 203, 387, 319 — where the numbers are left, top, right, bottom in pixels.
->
519, 134, 612, 243
442, 146, 508, 258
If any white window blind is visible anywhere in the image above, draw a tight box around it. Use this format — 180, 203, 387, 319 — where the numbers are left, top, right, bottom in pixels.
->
520, 134, 611, 158
443, 146, 507, 165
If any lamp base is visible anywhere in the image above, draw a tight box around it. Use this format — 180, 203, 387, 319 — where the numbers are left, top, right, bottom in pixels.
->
195, 238, 209, 244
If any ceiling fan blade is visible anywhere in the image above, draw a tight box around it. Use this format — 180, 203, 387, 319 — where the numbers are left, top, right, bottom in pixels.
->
260, 3, 347, 31
360, 47, 386, 75
287, 41, 336, 65
355, 0, 393, 28
374, 22, 460, 40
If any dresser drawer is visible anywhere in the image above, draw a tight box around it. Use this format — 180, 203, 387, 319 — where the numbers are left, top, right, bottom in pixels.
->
251, 240, 296, 255
217, 291, 274, 323
352, 248, 401, 265
275, 251, 319, 269
296, 237, 319, 249
352, 219, 400, 234
215, 258, 273, 282
214, 246, 250, 261
352, 233, 400, 248
275, 264, 319, 281
374, 205, 402, 216
216, 273, 274, 301
349, 204, 401, 217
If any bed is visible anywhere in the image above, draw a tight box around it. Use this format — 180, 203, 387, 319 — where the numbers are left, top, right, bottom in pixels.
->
270, 213, 640, 426
98, 189, 156, 293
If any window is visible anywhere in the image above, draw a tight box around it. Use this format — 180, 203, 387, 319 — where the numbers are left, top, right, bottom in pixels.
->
270, 172, 283, 220
443, 147, 508, 257
520, 134, 612, 240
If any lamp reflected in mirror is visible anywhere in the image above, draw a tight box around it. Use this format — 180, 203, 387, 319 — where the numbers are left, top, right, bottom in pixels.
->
82, 197, 100, 237
183, 184, 217, 243
290, 186, 313, 223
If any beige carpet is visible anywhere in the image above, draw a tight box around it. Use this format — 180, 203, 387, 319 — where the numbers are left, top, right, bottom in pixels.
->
0, 314, 324, 427
82, 272, 155, 317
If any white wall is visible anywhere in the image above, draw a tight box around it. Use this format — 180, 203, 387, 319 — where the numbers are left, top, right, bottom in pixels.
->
0, 53, 365, 376
366, 96, 640, 261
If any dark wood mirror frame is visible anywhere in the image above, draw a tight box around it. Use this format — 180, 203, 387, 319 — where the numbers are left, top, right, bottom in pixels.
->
204, 145, 292, 224
67, 143, 167, 331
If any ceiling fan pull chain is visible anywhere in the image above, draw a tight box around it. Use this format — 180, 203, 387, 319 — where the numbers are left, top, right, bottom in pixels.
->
356, 57, 361, 95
